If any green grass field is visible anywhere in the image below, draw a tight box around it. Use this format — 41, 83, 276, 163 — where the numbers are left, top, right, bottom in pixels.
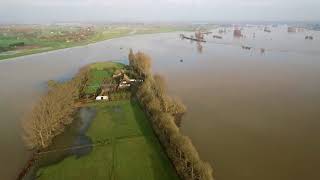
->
0, 35, 75, 60
36, 100, 179, 180
89, 61, 125, 70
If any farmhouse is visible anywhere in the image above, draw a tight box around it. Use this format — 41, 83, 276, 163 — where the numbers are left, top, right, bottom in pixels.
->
112, 69, 125, 78
233, 29, 242, 37
264, 27, 271, 33
85, 66, 143, 101
288, 27, 297, 33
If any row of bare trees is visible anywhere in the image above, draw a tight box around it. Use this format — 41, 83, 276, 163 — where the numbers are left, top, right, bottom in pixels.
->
22, 67, 90, 150
130, 50, 214, 180
129, 49, 151, 78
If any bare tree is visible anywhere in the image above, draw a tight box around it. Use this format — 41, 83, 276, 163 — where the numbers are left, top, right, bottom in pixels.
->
22, 67, 89, 150
134, 51, 214, 180
153, 74, 167, 97
132, 51, 152, 77
168, 97, 187, 115
128, 48, 135, 67
146, 97, 161, 115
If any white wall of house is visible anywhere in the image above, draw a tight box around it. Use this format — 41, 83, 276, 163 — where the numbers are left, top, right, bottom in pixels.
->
96, 96, 109, 101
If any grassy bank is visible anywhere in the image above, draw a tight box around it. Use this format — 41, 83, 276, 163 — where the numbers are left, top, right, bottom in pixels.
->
36, 100, 179, 180
0, 25, 190, 60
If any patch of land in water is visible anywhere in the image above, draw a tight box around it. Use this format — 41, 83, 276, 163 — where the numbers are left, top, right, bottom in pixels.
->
31, 61, 178, 180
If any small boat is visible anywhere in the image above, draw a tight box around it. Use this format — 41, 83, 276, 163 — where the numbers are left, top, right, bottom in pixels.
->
213, 35, 223, 39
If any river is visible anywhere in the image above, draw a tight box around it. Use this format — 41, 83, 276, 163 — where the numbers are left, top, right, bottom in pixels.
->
0, 26, 320, 180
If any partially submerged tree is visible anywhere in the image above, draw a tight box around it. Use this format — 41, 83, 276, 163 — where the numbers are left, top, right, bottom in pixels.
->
128, 48, 135, 67
132, 51, 214, 180
22, 67, 89, 150
128, 50, 152, 78
168, 97, 187, 115
153, 74, 167, 97
23, 83, 75, 149
146, 97, 162, 115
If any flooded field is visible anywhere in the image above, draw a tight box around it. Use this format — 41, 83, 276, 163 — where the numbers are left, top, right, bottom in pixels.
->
0, 26, 320, 180
25, 107, 96, 179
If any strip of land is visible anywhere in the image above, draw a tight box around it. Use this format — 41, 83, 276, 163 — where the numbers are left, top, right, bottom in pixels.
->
36, 100, 179, 180
0, 24, 192, 60
30, 61, 179, 180
22, 55, 213, 180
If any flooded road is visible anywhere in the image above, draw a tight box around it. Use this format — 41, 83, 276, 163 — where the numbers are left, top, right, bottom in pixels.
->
1, 26, 320, 180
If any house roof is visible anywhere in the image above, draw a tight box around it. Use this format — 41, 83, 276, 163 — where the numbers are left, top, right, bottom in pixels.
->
123, 74, 130, 82
112, 69, 125, 78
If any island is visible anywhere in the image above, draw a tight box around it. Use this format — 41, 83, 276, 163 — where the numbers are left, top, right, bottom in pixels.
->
20, 51, 214, 180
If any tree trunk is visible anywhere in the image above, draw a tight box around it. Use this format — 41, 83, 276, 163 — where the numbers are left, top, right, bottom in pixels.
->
191, 164, 194, 179
39, 131, 45, 148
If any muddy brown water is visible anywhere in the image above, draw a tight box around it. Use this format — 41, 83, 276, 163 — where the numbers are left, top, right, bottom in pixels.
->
0, 26, 320, 180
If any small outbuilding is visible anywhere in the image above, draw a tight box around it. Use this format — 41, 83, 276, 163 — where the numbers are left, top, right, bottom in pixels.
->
96, 96, 109, 101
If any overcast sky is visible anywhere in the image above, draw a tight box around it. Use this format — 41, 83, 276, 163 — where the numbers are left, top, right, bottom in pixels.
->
0, 0, 319, 23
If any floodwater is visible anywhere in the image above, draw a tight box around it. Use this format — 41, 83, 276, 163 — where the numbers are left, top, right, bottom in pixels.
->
25, 107, 96, 179
1, 26, 320, 180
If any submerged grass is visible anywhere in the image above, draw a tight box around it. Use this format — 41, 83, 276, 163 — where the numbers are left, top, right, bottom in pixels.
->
37, 100, 179, 180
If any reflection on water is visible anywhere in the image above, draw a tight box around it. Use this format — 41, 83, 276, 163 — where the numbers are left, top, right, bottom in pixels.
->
196, 42, 203, 53
72, 107, 96, 157
1, 26, 320, 180
43, 107, 96, 158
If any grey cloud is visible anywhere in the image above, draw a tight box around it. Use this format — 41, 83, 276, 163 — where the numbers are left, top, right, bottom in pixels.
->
0, 0, 319, 23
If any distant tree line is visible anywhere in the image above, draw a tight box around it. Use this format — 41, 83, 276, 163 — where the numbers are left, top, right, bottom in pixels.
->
129, 50, 214, 180
22, 66, 90, 149
0, 42, 25, 53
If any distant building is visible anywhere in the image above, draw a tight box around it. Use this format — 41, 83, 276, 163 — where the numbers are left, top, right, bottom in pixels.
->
297, 28, 305, 32
288, 27, 297, 33
218, 28, 227, 34
112, 70, 125, 78
264, 27, 271, 33
233, 29, 242, 37
100, 80, 116, 95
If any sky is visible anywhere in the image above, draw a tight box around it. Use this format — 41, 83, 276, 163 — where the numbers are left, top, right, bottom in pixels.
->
0, 0, 319, 23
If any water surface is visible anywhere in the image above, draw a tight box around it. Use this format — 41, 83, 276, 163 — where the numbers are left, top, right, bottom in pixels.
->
0, 26, 320, 180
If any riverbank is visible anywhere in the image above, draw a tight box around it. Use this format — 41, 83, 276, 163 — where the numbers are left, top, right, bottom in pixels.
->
0, 25, 191, 61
